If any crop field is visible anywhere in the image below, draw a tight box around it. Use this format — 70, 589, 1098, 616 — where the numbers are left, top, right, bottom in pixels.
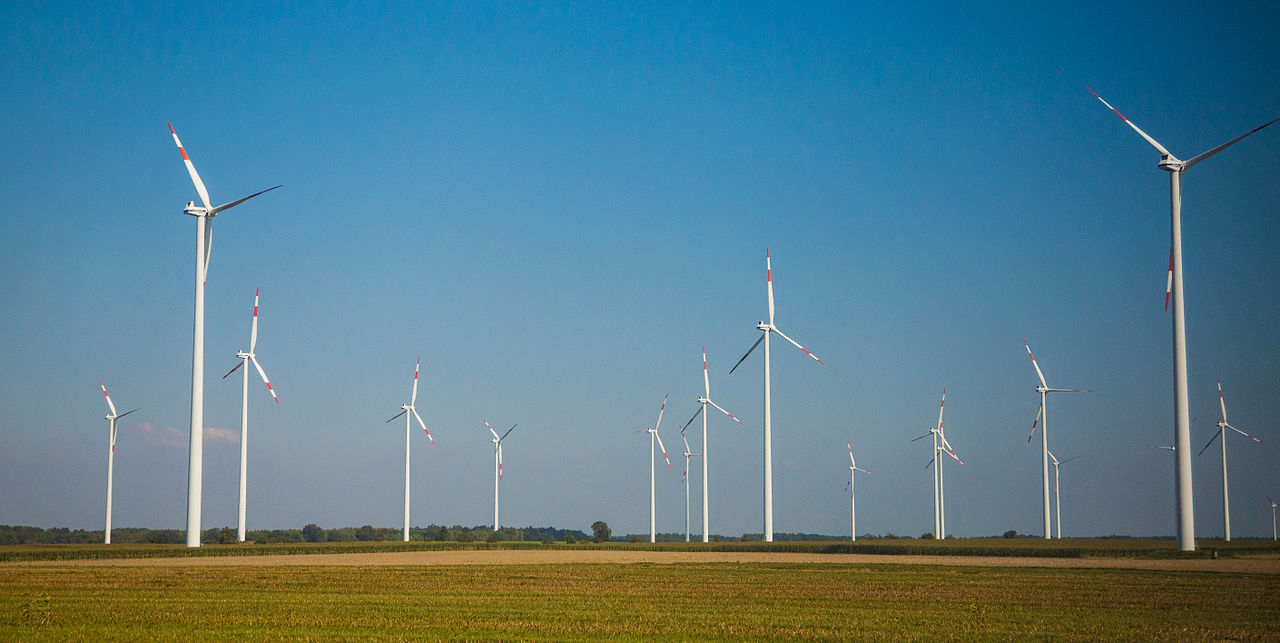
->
3, 559, 1279, 640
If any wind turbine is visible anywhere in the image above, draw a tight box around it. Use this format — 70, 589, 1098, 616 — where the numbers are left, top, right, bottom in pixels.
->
845, 441, 870, 541
1089, 90, 1279, 551
638, 395, 672, 543
910, 390, 959, 538
169, 123, 280, 547
386, 358, 435, 542
484, 421, 517, 531
222, 287, 279, 542
730, 248, 824, 542
680, 347, 742, 543
99, 381, 137, 545
1268, 496, 1277, 541
1197, 379, 1263, 541
1047, 451, 1079, 539
1024, 340, 1088, 540
679, 428, 700, 543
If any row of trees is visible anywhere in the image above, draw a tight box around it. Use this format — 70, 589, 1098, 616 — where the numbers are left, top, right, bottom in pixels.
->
0, 524, 594, 546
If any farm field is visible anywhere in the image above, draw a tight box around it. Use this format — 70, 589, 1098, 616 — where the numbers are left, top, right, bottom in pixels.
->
2, 560, 1278, 640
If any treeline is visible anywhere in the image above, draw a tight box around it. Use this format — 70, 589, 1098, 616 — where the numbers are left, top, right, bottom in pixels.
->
0, 524, 590, 546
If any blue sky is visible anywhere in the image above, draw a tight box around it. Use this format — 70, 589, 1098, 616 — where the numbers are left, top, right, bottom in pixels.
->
2, 2, 1278, 540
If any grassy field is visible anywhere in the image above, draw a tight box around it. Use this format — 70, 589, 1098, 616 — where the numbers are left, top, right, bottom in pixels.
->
3, 537, 1279, 562
2, 562, 1277, 640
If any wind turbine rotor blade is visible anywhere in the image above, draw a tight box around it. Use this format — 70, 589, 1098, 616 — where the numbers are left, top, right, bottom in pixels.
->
386, 409, 407, 423
249, 287, 260, 353
411, 408, 434, 444
771, 326, 824, 365
168, 122, 212, 210
940, 436, 964, 465
937, 389, 946, 432
654, 430, 671, 470
484, 420, 500, 440
680, 406, 703, 433
1029, 403, 1043, 442
729, 333, 765, 374
1058, 456, 1080, 466
500, 424, 517, 440
202, 217, 213, 282
1226, 424, 1262, 444
924, 457, 934, 469
1198, 430, 1222, 456
681, 432, 691, 453
1047, 450, 1059, 465
498, 443, 503, 479
250, 356, 278, 403
223, 359, 245, 379
655, 394, 668, 431
707, 400, 743, 425
411, 358, 420, 406
847, 441, 855, 466
209, 185, 282, 216
702, 347, 711, 396
117, 408, 139, 419
1023, 340, 1048, 388
910, 430, 934, 442
766, 247, 774, 325
1165, 249, 1173, 312
1086, 88, 1173, 156
100, 381, 117, 417
1218, 378, 1228, 424
1183, 116, 1280, 170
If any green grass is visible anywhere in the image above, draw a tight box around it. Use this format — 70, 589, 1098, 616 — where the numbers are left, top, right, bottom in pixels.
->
1, 563, 1277, 640
3, 537, 1279, 562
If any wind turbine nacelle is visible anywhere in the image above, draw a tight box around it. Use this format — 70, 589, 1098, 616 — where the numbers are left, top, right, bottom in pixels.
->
183, 201, 207, 216
756, 321, 769, 331
1158, 154, 1183, 172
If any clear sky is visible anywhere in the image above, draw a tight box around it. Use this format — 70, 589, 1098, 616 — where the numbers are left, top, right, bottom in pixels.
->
2, 2, 1277, 540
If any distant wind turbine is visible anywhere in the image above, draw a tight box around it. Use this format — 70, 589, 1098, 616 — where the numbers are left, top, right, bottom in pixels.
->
99, 381, 137, 545
730, 248, 824, 542
1047, 451, 1079, 539
484, 421, 517, 531
169, 123, 280, 547
1197, 379, 1263, 541
386, 358, 435, 542
1089, 89, 1279, 551
222, 287, 279, 542
1024, 340, 1088, 539
680, 347, 742, 542
845, 441, 870, 541
1268, 496, 1277, 541
638, 395, 672, 543
679, 428, 699, 543
911, 390, 960, 538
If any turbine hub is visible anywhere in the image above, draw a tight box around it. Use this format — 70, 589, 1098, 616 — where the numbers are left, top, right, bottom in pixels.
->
697, 396, 708, 404
1158, 154, 1183, 172
756, 321, 769, 331
183, 202, 208, 217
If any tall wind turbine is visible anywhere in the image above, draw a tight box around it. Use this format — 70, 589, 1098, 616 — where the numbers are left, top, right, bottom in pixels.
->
730, 248, 824, 542
1024, 340, 1087, 540
386, 358, 435, 542
911, 390, 958, 538
484, 421, 517, 531
1047, 451, 1079, 539
639, 395, 672, 543
845, 441, 870, 541
99, 381, 137, 545
680, 347, 742, 542
1197, 378, 1263, 541
169, 123, 280, 547
1089, 90, 1279, 551
222, 287, 279, 542
679, 428, 700, 542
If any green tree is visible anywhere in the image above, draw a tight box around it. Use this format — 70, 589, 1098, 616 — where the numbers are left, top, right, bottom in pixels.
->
301, 524, 324, 542
591, 521, 611, 543
354, 525, 376, 541
217, 527, 235, 544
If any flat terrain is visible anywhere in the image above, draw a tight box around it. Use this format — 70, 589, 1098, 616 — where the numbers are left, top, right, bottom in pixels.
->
3, 559, 1278, 640
10, 547, 1280, 573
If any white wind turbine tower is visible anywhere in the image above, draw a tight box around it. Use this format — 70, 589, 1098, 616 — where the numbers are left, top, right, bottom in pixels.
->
845, 441, 870, 541
386, 358, 435, 542
680, 347, 742, 543
1268, 496, 1277, 541
1089, 90, 1279, 551
222, 287, 279, 542
1047, 451, 1079, 539
168, 123, 280, 547
1024, 340, 1088, 540
1197, 378, 1263, 542
730, 248, 824, 542
484, 421, 517, 531
99, 381, 137, 545
911, 390, 960, 538
638, 395, 672, 543
679, 428, 699, 542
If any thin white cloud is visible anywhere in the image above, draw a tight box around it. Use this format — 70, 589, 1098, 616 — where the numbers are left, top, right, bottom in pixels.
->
135, 422, 239, 448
